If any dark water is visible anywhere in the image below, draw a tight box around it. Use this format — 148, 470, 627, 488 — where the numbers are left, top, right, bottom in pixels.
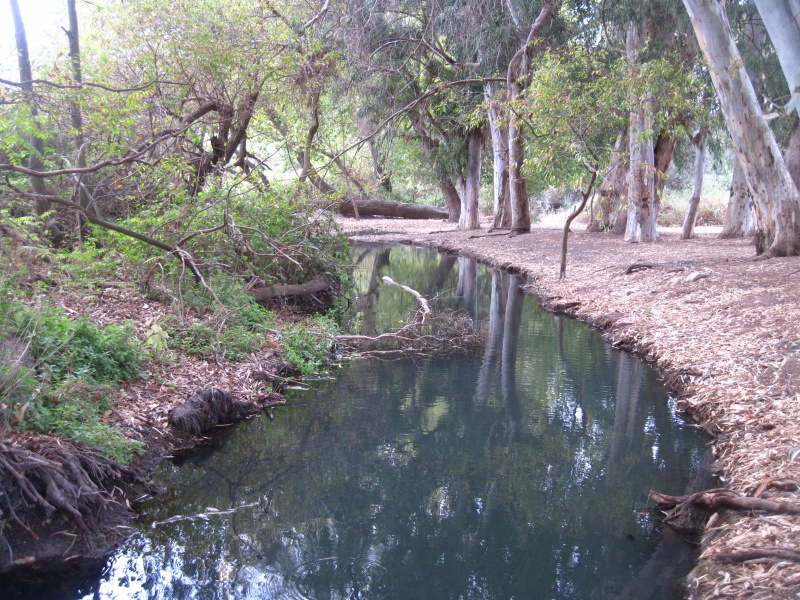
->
51, 246, 708, 599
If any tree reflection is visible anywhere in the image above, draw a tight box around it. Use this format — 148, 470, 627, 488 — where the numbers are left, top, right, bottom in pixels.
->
81, 246, 706, 600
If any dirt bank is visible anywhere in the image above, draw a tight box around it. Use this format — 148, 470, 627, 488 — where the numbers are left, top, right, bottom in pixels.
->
338, 215, 800, 599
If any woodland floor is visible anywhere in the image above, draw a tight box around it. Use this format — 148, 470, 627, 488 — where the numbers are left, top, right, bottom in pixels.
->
337, 215, 800, 599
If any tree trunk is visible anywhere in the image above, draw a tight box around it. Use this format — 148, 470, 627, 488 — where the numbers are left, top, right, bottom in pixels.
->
507, 103, 530, 234
336, 198, 448, 219
10, 0, 48, 214
753, 0, 800, 115
505, 0, 556, 235
589, 131, 627, 232
440, 180, 461, 222
785, 120, 800, 189
357, 117, 392, 192
459, 126, 483, 230
485, 83, 511, 230
653, 134, 677, 202
624, 22, 657, 243
683, 0, 800, 256
681, 128, 708, 239
720, 156, 755, 238
66, 0, 89, 211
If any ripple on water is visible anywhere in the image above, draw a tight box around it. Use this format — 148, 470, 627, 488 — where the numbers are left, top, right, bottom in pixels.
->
254, 557, 392, 600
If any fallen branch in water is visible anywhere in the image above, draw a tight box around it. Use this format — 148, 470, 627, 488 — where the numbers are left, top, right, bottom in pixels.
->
381, 276, 430, 317
337, 310, 483, 358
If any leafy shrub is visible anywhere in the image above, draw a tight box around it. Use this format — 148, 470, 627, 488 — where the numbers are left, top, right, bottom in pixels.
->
167, 280, 276, 361
282, 314, 338, 376
32, 314, 143, 385
22, 380, 144, 462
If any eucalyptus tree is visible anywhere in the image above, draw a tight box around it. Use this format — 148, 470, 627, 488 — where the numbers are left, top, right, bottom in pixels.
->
683, 0, 800, 256
593, 0, 705, 242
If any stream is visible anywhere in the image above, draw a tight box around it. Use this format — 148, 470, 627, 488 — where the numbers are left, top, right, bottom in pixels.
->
37, 245, 709, 599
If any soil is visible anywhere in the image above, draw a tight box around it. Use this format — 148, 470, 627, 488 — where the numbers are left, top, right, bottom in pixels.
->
337, 216, 800, 599
2, 214, 799, 598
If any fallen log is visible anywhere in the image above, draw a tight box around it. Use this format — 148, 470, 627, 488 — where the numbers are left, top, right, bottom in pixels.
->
251, 274, 332, 303
336, 198, 449, 220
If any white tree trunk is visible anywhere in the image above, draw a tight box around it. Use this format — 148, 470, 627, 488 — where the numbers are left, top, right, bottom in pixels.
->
683, 0, 800, 256
720, 156, 755, 238
485, 83, 511, 230
459, 127, 483, 230
753, 0, 800, 115
624, 22, 657, 243
681, 129, 708, 239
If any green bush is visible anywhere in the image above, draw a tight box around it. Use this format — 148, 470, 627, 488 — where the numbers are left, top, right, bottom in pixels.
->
22, 380, 144, 463
32, 314, 143, 385
167, 280, 276, 361
282, 314, 338, 377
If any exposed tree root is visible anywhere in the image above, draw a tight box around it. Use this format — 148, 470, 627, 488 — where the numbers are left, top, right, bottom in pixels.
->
168, 388, 244, 435
0, 437, 136, 569
713, 547, 800, 564
650, 488, 800, 539
168, 387, 285, 435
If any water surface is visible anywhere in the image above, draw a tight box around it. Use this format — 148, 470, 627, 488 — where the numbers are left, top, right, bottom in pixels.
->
76, 245, 707, 599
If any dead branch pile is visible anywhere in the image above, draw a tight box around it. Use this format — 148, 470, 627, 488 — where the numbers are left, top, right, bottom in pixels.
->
337, 309, 485, 358
0, 436, 135, 568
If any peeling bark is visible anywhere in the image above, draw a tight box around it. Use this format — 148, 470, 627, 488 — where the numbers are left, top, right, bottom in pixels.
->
683, 0, 800, 256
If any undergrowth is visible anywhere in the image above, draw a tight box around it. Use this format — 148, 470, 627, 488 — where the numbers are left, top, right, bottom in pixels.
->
282, 314, 339, 377
0, 251, 146, 462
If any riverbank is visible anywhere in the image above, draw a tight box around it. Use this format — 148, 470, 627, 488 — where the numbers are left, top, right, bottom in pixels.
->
338, 215, 800, 599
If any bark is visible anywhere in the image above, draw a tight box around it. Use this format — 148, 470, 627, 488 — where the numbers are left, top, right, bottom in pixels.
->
440, 180, 462, 222
459, 126, 483, 230
653, 134, 677, 202
66, 0, 89, 211
409, 107, 460, 222
683, 0, 800, 256
560, 171, 597, 279
506, 0, 556, 235
753, 0, 800, 115
719, 155, 755, 238
785, 120, 800, 190
10, 0, 48, 214
624, 22, 657, 243
681, 128, 708, 240
251, 274, 332, 303
336, 198, 448, 219
485, 83, 511, 230
589, 131, 627, 232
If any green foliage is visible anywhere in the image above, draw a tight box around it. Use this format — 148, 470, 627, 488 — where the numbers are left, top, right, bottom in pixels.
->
21, 380, 144, 463
167, 278, 276, 361
31, 314, 143, 385
281, 314, 339, 377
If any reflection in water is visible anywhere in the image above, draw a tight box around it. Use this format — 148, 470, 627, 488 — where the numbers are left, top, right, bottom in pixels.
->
56, 245, 706, 600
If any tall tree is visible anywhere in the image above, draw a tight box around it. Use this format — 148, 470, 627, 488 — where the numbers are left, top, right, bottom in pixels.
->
9, 0, 48, 214
506, 0, 556, 234
683, 0, 800, 256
